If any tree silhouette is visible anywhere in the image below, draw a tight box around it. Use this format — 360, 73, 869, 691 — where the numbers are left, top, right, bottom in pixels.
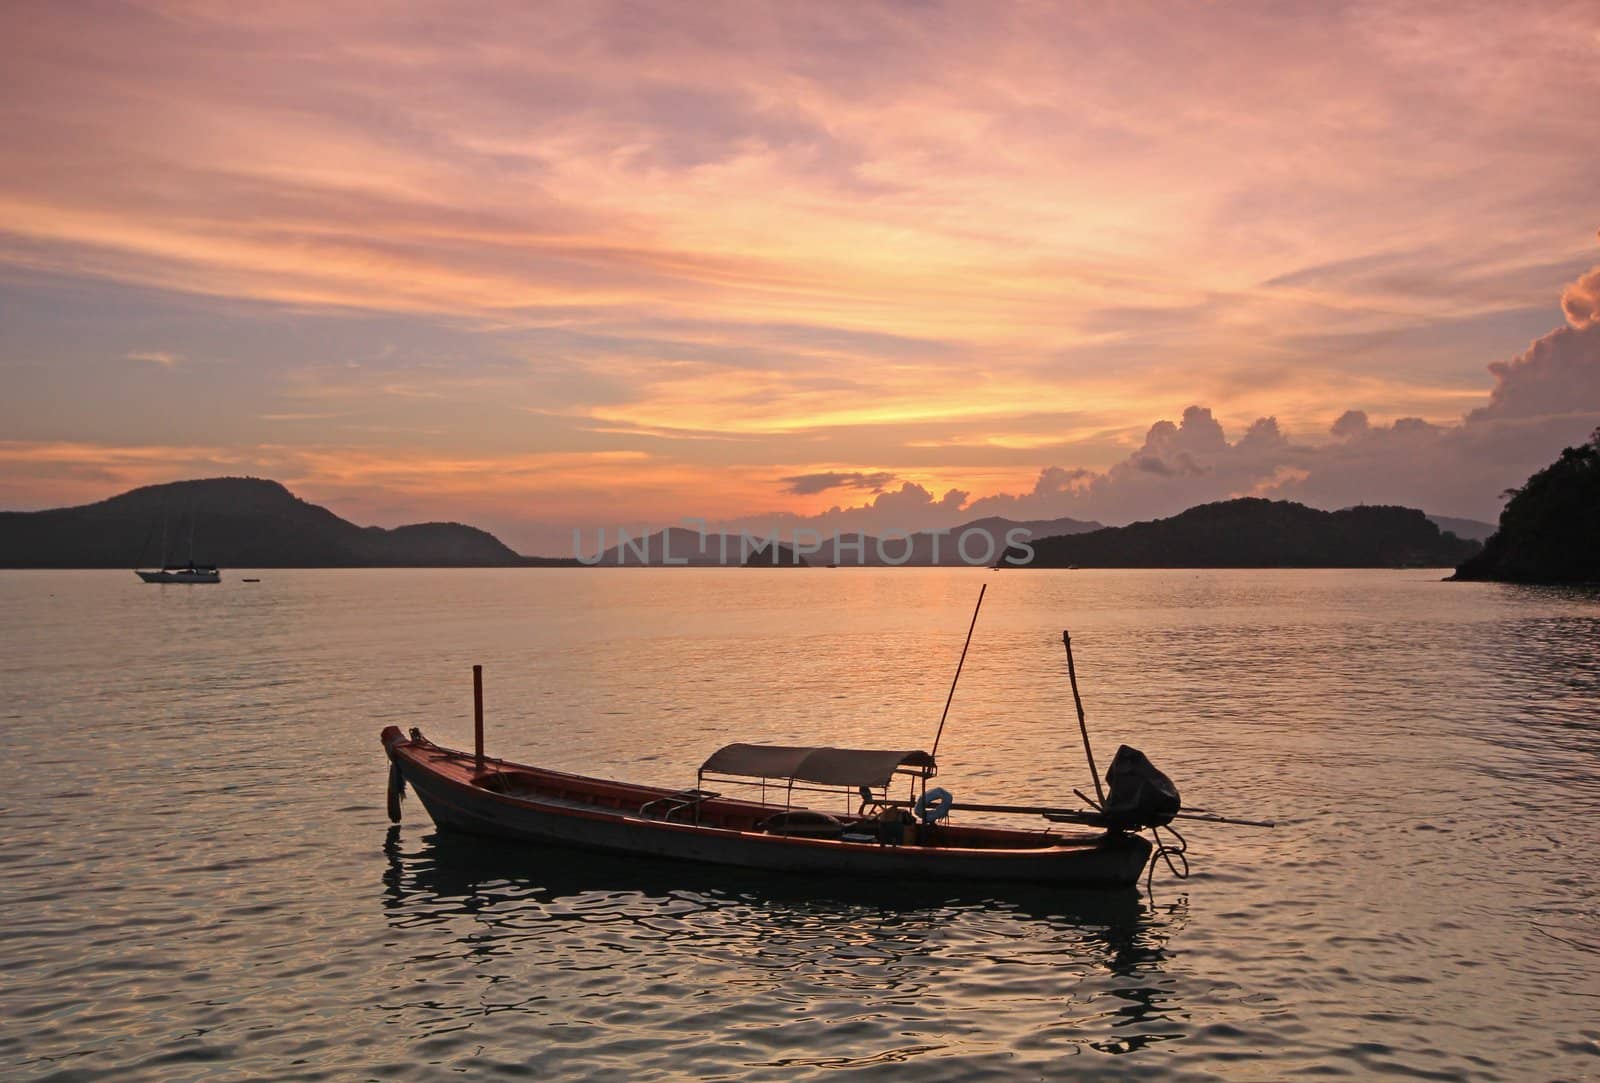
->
1453, 428, 1600, 583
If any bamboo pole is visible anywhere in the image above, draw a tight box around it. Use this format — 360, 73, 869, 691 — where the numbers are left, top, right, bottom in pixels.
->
930, 584, 986, 761
1062, 630, 1107, 809
473, 664, 484, 773
1171, 810, 1276, 828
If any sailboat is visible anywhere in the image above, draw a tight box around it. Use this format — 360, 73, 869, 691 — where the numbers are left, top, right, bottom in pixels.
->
135, 497, 221, 584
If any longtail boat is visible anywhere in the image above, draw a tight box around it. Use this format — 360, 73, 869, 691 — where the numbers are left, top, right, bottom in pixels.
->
380, 725, 1159, 887
374, 588, 1254, 889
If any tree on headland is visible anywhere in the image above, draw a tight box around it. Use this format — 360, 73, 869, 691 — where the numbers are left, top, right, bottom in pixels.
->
1452, 428, 1600, 584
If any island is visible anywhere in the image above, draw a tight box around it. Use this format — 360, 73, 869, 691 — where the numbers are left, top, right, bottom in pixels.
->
1005, 498, 1481, 568
0, 477, 578, 568
743, 543, 810, 567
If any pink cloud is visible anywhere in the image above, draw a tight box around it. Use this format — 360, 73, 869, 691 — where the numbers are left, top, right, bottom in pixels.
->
1561, 266, 1600, 329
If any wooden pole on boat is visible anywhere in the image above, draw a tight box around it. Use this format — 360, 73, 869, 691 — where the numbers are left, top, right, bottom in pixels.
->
1062, 630, 1107, 809
931, 584, 986, 761
473, 664, 485, 773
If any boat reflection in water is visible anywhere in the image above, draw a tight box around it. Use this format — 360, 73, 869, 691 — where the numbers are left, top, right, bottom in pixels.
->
378, 826, 1190, 1070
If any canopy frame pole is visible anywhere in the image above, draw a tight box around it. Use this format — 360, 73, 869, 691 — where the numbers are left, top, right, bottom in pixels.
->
1062, 631, 1107, 809
931, 584, 986, 761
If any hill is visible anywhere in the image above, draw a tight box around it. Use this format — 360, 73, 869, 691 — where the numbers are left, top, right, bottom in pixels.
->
1007, 498, 1481, 568
0, 477, 574, 567
743, 543, 810, 567
1451, 430, 1600, 584
1426, 515, 1497, 543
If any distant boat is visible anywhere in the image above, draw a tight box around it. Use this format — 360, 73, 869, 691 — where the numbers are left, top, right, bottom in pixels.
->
137, 564, 221, 584
134, 496, 220, 584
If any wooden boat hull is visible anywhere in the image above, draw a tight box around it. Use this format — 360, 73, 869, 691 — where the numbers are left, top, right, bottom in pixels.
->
383, 729, 1153, 888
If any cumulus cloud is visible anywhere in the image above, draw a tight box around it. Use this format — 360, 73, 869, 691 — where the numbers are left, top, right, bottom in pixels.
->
1469, 323, 1600, 424
1562, 267, 1600, 328
1089, 304, 1597, 519
1559, 232, 1600, 328
715, 480, 969, 538
958, 466, 1096, 521
829, 482, 971, 532
1056, 325, 1597, 520
1330, 409, 1370, 438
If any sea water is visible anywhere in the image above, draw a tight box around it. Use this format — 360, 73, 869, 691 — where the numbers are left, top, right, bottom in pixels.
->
2, 568, 1597, 1081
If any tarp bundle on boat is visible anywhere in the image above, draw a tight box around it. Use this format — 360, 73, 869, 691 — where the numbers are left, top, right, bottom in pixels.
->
701, 744, 935, 788
1100, 745, 1181, 830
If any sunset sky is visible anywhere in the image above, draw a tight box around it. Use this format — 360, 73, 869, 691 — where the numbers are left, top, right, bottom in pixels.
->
3, 1, 1598, 554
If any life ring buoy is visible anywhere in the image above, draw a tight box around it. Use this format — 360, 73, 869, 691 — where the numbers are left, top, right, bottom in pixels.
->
914, 787, 954, 825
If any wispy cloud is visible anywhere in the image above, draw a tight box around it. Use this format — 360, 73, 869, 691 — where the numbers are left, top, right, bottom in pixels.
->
123, 350, 182, 367
779, 470, 897, 496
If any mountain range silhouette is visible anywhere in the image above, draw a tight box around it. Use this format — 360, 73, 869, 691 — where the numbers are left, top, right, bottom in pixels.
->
0, 477, 1491, 570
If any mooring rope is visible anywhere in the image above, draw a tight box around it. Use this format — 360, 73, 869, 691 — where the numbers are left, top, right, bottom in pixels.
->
1145, 822, 1190, 895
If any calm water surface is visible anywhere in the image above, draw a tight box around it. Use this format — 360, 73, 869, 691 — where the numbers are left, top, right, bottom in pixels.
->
1, 568, 1597, 1081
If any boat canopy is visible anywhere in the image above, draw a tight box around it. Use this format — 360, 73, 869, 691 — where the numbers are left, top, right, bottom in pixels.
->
700, 744, 935, 789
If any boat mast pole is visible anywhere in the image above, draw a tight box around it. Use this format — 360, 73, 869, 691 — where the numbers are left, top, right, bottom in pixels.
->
473, 664, 485, 773
931, 584, 986, 762
1062, 630, 1107, 809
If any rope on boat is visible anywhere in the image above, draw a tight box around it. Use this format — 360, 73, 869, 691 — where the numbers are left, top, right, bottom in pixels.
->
1145, 822, 1189, 894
